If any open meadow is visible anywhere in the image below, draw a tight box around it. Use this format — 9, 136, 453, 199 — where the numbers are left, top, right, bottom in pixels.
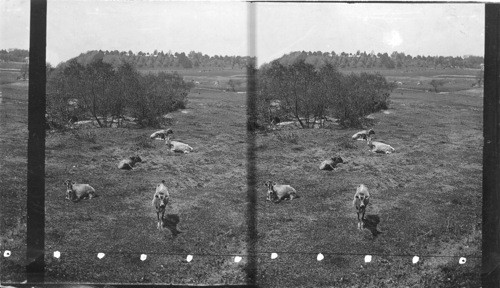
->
1, 69, 250, 285
0, 68, 482, 286
255, 70, 482, 287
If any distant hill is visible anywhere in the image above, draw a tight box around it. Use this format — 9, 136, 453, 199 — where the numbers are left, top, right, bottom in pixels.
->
68, 50, 255, 70
268, 51, 484, 70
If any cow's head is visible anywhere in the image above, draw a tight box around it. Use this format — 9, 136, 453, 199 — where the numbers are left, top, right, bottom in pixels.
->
131, 156, 142, 164
332, 156, 344, 165
264, 181, 277, 201
355, 192, 369, 209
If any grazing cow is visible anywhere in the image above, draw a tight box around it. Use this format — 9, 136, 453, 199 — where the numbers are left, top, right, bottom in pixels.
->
353, 184, 370, 230
319, 156, 344, 171
64, 179, 97, 202
118, 156, 142, 170
352, 129, 375, 141
264, 180, 299, 203
152, 180, 170, 230
367, 136, 395, 154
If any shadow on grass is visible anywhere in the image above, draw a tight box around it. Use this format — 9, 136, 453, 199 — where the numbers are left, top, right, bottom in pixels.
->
162, 214, 184, 237
363, 214, 383, 237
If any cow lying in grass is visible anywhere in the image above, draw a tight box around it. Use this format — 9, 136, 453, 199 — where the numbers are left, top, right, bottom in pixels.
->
152, 180, 170, 230
163, 129, 194, 153
367, 136, 395, 154
64, 179, 97, 202
264, 180, 299, 203
118, 156, 142, 170
353, 184, 370, 230
150, 129, 171, 140
352, 129, 375, 141
319, 156, 344, 170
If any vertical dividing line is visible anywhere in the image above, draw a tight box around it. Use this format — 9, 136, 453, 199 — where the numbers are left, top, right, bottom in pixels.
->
482, 4, 500, 288
246, 2, 258, 286
27, 0, 47, 284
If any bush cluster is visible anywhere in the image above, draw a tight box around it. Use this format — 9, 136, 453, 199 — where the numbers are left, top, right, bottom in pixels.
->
254, 60, 395, 129
46, 59, 193, 128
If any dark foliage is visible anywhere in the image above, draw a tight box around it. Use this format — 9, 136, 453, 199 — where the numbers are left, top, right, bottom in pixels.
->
46, 59, 193, 128
0, 49, 29, 62
273, 50, 484, 70
256, 60, 395, 128
71, 50, 255, 70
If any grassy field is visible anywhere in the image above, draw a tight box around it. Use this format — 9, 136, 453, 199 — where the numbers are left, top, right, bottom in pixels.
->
0, 68, 482, 286
254, 72, 482, 286
139, 68, 247, 92
0, 62, 25, 70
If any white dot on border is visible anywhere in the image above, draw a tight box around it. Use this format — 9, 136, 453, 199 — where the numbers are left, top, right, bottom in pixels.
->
97, 253, 105, 259
364, 255, 372, 263
140, 254, 147, 261
317, 253, 324, 261
271, 253, 278, 259
412, 256, 419, 264
186, 255, 193, 262
3, 250, 11, 257
459, 257, 466, 264
234, 256, 242, 263
53, 251, 61, 258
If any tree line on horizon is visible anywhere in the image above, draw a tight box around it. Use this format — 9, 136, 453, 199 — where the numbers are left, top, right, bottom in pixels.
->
271, 50, 484, 70
0, 49, 29, 62
69, 50, 254, 70
1, 49, 484, 71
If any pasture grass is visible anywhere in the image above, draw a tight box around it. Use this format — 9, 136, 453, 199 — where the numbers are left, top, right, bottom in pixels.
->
255, 81, 482, 286
0, 71, 482, 286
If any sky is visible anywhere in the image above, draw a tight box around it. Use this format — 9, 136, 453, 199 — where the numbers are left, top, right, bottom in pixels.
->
256, 3, 485, 65
0, 1, 485, 66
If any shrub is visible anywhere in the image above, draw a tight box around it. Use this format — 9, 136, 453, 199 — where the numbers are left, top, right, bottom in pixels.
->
256, 60, 394, 128
430, 79, 446, 93
47, 59, 193, 128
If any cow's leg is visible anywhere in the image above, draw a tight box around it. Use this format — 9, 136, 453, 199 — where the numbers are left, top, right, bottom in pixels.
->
157, 212, 162, 230
357, 211, 362, 230
360, 210, 365, 229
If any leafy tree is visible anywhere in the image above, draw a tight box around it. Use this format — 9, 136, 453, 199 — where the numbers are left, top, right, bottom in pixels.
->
256, 61, 394, 129
47, 59, 193, 129
430, 79, 445, 93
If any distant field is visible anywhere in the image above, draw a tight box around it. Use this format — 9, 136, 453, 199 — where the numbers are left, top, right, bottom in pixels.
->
0, 69, 482, 286
0, 71, 23, 85
139, 67, 246, 78
138, 68, 247, 92
0, 62, 25, 70
341, 67, 480, 77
